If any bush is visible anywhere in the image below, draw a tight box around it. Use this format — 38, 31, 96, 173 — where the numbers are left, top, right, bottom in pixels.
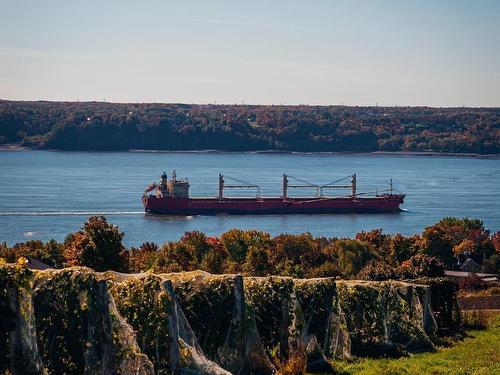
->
0, 240, 64, 268
242, 246, 271, 276
461, 309, 489, 330
275, 351, 307, 375
127, 242, 159, 273
397, 254, 445, 279
357, 260, 397, 281
485, 285, 500, 296
152, 242, 198, 273
458, 274, 487, 291
306, 261, 341, 278
180, 231, 211, 262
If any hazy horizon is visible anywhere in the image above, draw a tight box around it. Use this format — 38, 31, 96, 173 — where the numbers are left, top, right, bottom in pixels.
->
1, 0, 499, 107
1, 98, 499, 109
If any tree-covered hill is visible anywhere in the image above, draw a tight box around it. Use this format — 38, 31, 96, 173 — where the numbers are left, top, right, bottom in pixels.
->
0, 100, 499, 153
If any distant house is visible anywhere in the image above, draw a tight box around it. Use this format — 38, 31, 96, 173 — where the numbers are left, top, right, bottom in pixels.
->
459, 258, 481, 273
444, 270, 499, 282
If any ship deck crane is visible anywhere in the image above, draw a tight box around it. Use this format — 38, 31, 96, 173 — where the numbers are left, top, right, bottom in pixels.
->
282, 174, 357, 199
218, 174, 261, 199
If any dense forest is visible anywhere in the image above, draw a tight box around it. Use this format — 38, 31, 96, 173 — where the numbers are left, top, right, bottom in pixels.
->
0, 100, 499, 153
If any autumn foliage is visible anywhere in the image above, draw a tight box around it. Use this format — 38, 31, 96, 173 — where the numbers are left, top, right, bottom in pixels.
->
1, 216, 498, 278
1, 100, 499, 154
63, 216, 127, 272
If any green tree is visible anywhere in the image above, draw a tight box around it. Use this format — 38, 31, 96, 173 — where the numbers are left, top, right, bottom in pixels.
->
180, 231, 211, 263
419, 226, 454, 265
397, 254, 445, 279
200, 237, 228, 274
357, 260, 397, 281
153, 242, 198, 273
63, 216, 127, 271
128, 242, 159, 272
355, 229, 390, 258
220, 229, 251, 263
333, 239, 375, 278
220, 229, 270, 263
389, 233, 416, 265
243, 246, 271, 276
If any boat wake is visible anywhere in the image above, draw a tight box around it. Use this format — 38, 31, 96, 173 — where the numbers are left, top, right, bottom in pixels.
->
0, 211, 144, 216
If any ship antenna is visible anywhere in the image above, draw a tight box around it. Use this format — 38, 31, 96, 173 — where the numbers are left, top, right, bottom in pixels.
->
390, 179, 393, 195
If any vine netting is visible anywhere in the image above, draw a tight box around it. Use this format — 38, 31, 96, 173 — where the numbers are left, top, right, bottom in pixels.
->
0, 265, 460, 374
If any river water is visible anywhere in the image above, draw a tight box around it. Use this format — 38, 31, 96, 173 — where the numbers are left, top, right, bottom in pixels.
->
0, 150, 498, 246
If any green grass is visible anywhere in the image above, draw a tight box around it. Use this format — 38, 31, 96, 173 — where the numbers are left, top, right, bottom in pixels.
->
332, 314, 500, 375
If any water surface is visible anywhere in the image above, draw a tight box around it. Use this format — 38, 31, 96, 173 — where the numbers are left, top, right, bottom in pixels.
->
0, 150, 498, 246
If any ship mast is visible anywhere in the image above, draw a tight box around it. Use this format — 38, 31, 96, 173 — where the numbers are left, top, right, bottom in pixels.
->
351, 173, 357, 198
218, 174, 224, 200
282, 174, 288, 199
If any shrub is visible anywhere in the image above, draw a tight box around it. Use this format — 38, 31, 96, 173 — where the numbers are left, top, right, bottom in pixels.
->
397, 254, 445, 279
275, 351, 307, 375
0, 240, 64, 268
461, 309, 489, 330
180, 231, 211, 262
458, 274, 487, 291
128, 242, 159, 272
242, 246, 271, 276
220, 229, 251, 263
199, 238, 229, 274
333, 239, 375, 278
357, 260, 397, 281
306, 261, 341, 278
485, 285, 500, 296
152, 242, 198, 273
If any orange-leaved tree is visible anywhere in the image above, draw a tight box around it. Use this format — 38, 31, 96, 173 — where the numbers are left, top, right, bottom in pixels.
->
63, 216, 127, 272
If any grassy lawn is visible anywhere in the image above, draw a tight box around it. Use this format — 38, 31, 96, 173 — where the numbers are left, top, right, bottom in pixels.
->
332, 313, 500, 375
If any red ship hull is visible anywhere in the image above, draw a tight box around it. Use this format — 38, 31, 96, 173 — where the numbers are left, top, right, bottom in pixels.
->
142, 195, 405, 215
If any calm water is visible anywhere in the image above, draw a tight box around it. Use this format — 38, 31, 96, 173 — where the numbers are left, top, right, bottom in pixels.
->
0, 150, 499, 247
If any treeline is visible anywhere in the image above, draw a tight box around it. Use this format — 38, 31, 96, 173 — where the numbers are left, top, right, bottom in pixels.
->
0, 100, 499, 153
1, 216, 499, 279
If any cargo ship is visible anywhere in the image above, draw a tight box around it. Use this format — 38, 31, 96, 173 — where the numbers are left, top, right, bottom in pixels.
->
142, 170, 405, 215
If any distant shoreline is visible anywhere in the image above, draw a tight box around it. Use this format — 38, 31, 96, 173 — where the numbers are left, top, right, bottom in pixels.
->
1, 143, 499, 158
0, 143, 29, 151
130, 149, 500, 158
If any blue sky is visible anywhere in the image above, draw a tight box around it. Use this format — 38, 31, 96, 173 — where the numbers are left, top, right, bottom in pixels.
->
0, 0, 498, 106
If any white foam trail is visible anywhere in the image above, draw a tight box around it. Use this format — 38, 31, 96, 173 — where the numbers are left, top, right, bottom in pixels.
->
0, 211, 144, 216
